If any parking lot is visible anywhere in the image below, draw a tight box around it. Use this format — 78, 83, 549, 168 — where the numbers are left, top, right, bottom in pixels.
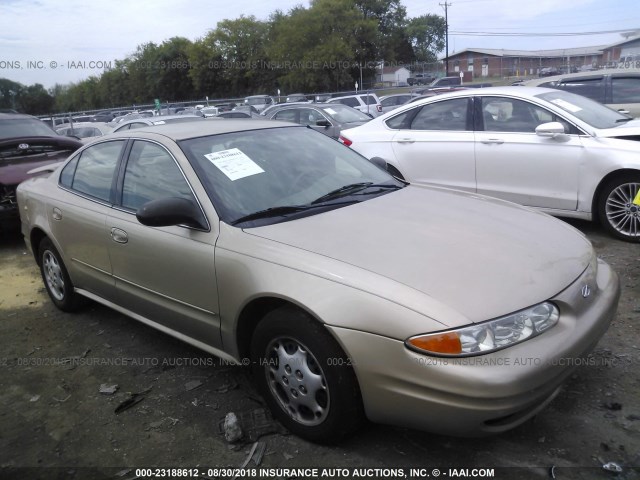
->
1, 218, 639, 480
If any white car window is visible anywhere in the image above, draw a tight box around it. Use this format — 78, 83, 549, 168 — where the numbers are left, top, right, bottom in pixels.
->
410, 98, 468, 131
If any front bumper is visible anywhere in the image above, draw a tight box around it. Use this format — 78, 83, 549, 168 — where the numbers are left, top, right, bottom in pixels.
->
329, 259, 620, 436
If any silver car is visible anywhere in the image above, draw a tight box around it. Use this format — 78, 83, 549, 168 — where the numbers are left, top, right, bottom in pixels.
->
17, 120, 619, 442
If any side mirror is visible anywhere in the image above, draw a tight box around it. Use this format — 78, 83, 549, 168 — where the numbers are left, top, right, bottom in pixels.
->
535, 122, 566, 138
369, 157, 388, 171
316, 120, 331, 128
136, 197, 207, 229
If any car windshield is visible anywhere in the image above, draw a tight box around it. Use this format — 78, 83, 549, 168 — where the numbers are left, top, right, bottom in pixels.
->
179, 126, 402, 226
361, 95, 378, 105
319, 104, 371, 123
536, 90, 630, 129
0, 117, 58, 139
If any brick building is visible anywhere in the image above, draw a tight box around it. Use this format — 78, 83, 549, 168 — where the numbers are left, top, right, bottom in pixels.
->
443, 36, 640, 78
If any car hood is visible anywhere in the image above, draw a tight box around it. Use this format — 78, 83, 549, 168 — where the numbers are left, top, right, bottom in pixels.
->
246, 185, 593, 323
0, 136, 81, 184
596, 118, 640, 138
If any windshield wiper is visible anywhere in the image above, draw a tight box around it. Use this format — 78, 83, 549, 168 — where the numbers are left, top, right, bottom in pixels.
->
615, 117, 632, 123
231, 200, 357, 225
311, 182, 402, 204
231, 205, 314, 225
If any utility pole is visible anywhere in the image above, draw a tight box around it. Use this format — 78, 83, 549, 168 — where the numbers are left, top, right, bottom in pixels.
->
440, 2, 452, 75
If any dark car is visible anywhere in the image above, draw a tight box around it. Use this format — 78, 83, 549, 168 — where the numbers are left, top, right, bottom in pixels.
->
214, 103, 237, 112
91, 110, 115, 122
0, 113, 82, 224
285, 93, 310, 103
264, 103, 371, 138
214, 111, 260, 119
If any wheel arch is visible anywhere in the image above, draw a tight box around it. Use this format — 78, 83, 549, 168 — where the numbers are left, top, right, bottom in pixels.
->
592, 168, 640, 223
235, 296, 327, 361
30, 227, 48, 265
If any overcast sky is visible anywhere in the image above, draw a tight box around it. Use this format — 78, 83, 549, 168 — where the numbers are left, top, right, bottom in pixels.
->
1, 0, 638, 87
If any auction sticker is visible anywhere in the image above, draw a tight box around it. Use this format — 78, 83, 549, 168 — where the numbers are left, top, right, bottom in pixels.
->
205, 148, 264, 181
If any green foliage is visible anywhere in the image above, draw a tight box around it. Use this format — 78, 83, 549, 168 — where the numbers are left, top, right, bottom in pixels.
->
406, 14, 446, 65
1, 1, 445, 114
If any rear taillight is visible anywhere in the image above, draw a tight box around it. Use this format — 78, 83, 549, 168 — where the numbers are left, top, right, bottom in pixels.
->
339, 136, 352, 147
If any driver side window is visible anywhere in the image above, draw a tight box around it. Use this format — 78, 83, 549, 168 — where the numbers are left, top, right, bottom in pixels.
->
121, 140, 197, 212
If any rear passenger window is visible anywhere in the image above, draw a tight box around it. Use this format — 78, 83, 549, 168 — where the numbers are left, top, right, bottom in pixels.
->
335, 98, 359, 108
612, 77, 640, 103
410, 98, 468, 131
59, 156, 79, 188
70, 141, 123, 202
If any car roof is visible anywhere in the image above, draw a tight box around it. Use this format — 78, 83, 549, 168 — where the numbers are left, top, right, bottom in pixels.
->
524, 68, 640, 86
102, 119, 298, 141
0, 112, 41, 120
329, 93, 379, 101
403, 85, 556, 100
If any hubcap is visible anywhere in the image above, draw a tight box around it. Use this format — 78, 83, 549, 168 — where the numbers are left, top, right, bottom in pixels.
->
605, 182, 640, 238
43, 251, 65, 301
264, 337, 329, 426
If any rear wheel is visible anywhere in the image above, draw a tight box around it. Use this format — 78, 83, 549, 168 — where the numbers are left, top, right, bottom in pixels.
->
597, 174, 640, 242
38, 238, 85, 311
250, 306, 364, 443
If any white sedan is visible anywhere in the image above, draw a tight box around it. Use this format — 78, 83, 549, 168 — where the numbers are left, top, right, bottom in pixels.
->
340, 86, 640, 242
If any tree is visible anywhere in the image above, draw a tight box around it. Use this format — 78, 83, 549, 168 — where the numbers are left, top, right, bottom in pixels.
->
406, 14, 446, 67
267, 0, 379, 92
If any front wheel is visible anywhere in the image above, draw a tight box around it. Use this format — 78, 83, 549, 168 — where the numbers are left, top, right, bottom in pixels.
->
250, 306, 364, 443
597, 175, 640, 242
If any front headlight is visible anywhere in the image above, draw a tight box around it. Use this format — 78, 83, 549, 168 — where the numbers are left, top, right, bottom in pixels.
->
406, 302, 559, 357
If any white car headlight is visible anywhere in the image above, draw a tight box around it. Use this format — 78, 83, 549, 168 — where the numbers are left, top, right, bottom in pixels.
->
406, 302, 559, 357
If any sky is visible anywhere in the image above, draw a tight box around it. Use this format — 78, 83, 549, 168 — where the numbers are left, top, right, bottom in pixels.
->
1, 0, 639, 87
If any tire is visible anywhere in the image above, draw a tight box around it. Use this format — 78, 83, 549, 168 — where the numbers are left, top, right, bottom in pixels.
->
597, 174, 640, 243
38, 238, 85, 311
250, 306, 364, 443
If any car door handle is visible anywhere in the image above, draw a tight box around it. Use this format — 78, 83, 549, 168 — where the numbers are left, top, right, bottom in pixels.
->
396, 138, 415, 144
110, 228, 128, 244
52, 207, 62, 221
481, 138, 504, 144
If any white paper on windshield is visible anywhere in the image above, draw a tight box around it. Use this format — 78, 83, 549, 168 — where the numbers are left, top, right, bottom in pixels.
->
550, 99, 582, 113
204, 148, 264, 181
324, 108, 338, 115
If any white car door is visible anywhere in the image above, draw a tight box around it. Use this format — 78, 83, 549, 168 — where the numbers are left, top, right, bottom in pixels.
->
389, 97, 476, 192
474, 96, 584, 210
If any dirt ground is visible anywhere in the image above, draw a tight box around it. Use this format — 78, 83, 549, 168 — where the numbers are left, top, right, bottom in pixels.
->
0, 218, 638, 480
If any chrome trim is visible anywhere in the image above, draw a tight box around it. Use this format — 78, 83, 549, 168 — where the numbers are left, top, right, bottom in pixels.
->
71, 257, 112, 276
